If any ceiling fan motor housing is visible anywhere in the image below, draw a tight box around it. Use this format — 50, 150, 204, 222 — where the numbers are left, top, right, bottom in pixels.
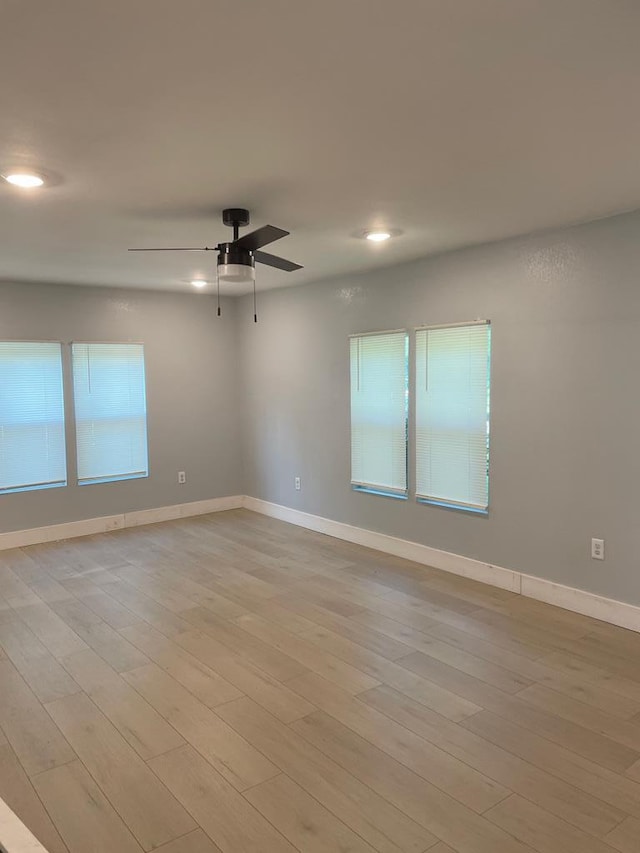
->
217, 242, 256, 281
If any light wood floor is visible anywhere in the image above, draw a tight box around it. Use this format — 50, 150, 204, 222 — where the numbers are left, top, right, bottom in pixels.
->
0, 510, 639, 853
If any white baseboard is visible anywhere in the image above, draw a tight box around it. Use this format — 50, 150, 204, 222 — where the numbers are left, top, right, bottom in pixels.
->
0, 796, 48, 853
0, 495, 244, 551
2, 493, 638, 634
243, 496, 640, 633
519, 574, 640, 633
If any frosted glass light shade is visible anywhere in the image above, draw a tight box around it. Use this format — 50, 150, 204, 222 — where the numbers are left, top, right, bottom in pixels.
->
218, 263, 255, 283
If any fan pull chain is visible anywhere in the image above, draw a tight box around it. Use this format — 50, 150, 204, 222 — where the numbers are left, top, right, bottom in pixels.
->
217, 272, 221, 317
253, 275, 258, 323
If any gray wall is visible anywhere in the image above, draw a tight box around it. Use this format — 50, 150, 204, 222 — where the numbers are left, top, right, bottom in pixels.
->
4, 212, 640, 608
239, 211, 640, 607
0, 282, 242, 532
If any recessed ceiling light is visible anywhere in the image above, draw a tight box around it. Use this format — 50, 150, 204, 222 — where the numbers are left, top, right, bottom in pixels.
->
191, 279, 208, 288
365, 230, 392, 242
3, 171, 46, 188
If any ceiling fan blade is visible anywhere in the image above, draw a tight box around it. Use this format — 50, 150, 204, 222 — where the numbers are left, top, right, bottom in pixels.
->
128, 246, 217, 252
233, 225, 289, 252
254, 250, 303, 272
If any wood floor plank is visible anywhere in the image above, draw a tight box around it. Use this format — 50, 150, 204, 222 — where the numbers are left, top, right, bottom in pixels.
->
540, 634, 640, 682
0, 741, 69, 853
468, 606, 588, 647
275, 593, 415, 658
498, 595, 606, 638
110, 564, 201, 614
33, 760, 144, 853
516, 683, 640, 752
354, 598, 549, 662
123, 662, 279, 791
286, 671, 508, 813
148, 745, 298, 853
461, 710, 640, 820
294, 575, 388, 613
583, 625, 640, 662
400, 651, 639, 772
119, 622, 243, 708
60, 577, 142, 630
181, 607, 308, 682
45, 692, 196, 850
369, 582, 482, 618
327, 614, 535, 694
361, 684, 625, 838
295, 622, 482, 721
174, 629, 315, 723
0, 565, 41, 609
27, 577, 73, 605
627, 756, 640, 782
0, 659, 76, 776
216, 695, 435, 853
13, 601, 88, 659
60, 648, 185, 759
540, 650, 640, 705
605, 817, 640, 853
153, 829, 224, 853
417, 618, 557, 673
233, 612, 381, 694
0, 610, 81, 703
22, 542, 77, 581
50, 598, 149, 672
518, 663, 640, 721
90, 577, 194, 637
245, 772, 380, 853
125, 560, 249, 620
250, 598, 320, 634
292, 710, 535, 853
485, 793, 619, 853
0, 548, 43, 586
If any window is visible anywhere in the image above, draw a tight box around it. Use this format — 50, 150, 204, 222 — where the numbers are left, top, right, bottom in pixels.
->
350, 330, 408, 496
0, 342, 67, 493
72, 343, 148, 485
415, 322, 491, 512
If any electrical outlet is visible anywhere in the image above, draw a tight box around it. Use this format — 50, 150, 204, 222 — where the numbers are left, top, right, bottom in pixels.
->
178, 471, 186, 484
591, 538, 604, 560
294, 476, 301, 491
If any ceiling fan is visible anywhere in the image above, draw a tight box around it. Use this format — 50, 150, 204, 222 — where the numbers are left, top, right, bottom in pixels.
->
129, 208, 302, 321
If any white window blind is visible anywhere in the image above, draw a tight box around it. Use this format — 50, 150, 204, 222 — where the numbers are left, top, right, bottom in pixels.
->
72, 343, 148, 485
350, 331, 408, 495
415, 322, 491, 510
0, 342, 67, 493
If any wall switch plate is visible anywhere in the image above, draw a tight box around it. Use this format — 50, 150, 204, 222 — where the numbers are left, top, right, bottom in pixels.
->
591, 538, 604, 560
294, 476, 301, 491
178, 471, 186, 484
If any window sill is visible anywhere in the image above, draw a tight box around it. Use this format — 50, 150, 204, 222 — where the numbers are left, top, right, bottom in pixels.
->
352, 485, 408, 501
417, 496, 488, 516
0, 481, 67, 496
78, 472, 148, 486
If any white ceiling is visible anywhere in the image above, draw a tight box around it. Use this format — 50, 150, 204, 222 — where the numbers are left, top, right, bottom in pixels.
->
1, 0, 640, 295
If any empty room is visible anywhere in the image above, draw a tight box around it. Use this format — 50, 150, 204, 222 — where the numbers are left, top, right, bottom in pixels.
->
1, 2, 640, 853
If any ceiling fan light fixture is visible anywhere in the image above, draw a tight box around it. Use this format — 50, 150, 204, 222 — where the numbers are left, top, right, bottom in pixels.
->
217, 242, 256, 283
217, 262, 256, 283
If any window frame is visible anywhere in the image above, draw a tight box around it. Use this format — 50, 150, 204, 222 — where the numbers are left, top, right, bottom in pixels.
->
71, 341, 149, 487
0, 339, 68, 495
349, 328, 409, 500
414, 319, 491, 515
